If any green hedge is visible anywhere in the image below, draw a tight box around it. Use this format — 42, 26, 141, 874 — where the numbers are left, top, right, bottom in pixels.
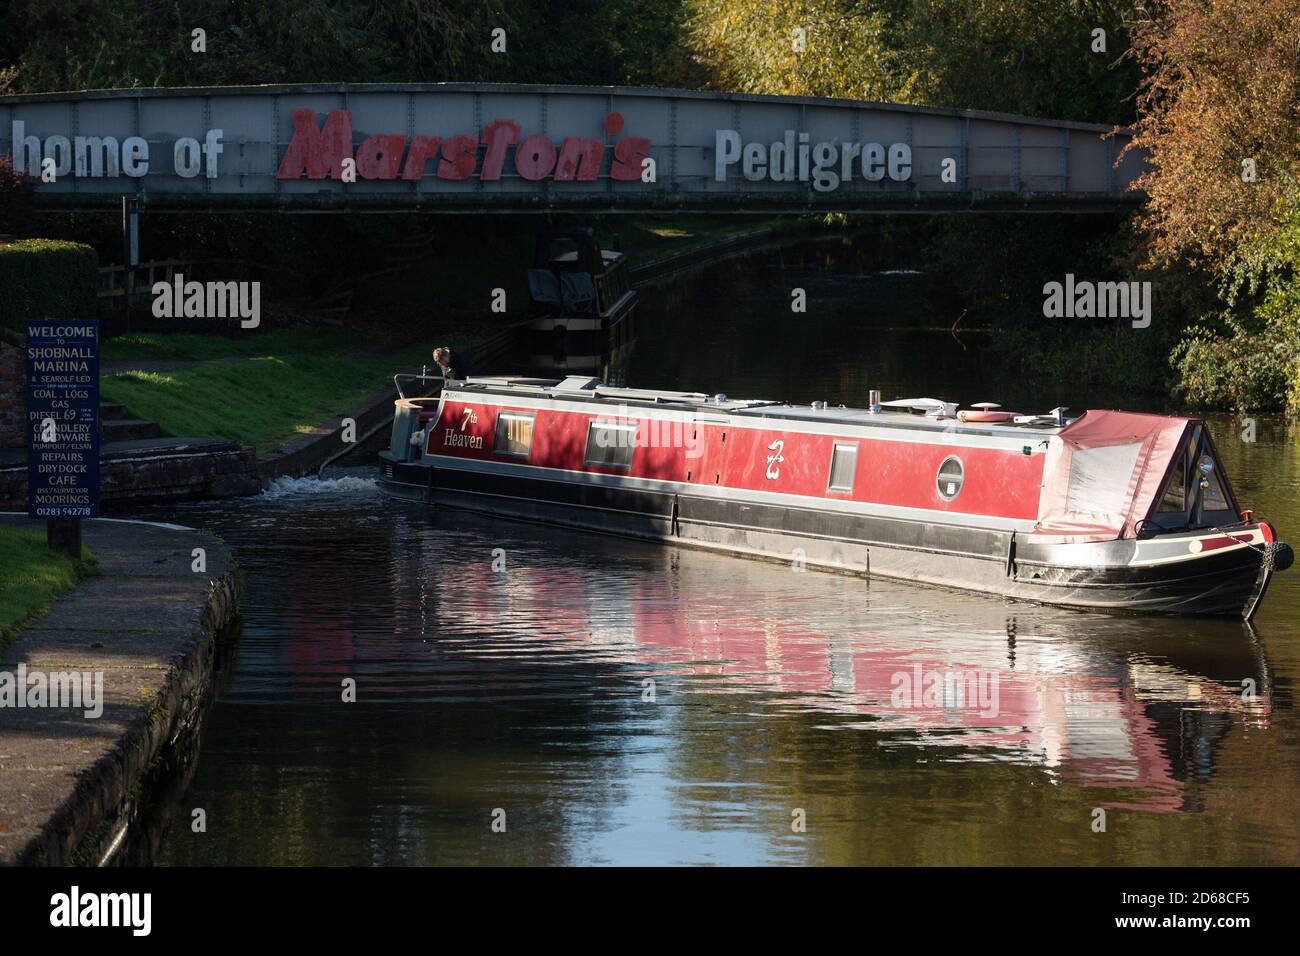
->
0, 239, 98, 333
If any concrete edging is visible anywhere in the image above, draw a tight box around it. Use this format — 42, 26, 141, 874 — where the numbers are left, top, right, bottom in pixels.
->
0, 516, 240, 867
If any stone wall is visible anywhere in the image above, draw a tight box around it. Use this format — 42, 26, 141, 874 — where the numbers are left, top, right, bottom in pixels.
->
0, 446, 261, 511
0, 334, 24, 448
0, 517, 240, 866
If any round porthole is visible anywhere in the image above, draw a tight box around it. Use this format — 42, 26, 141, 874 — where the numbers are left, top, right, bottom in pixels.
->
936, 455, 964, 501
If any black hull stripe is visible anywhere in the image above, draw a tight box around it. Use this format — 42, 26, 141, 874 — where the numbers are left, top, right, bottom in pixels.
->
412, 460, 1017, 562
377, 461, 1269, 616
384, 462, 1262, 583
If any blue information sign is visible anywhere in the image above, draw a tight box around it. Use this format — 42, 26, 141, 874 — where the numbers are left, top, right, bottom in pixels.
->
26, 320, 100, 518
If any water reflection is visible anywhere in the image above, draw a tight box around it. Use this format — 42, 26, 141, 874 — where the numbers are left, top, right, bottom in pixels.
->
412, 506, 1272, 811
155, 479, 1292, 866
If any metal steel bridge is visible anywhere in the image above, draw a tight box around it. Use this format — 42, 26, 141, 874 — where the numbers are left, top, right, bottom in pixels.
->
1, 83, 1145, 214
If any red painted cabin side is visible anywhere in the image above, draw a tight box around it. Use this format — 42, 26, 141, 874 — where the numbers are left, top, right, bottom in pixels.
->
426, 396, 1045, 523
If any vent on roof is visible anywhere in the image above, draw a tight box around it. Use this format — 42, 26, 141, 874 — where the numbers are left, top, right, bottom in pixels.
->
880, 398, 958, 419
555, 376, 600, 391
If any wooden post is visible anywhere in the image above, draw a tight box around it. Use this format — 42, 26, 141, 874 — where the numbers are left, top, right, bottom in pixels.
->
47, 517, 82, 559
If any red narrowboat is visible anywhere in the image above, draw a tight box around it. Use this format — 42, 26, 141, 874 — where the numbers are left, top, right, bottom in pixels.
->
378, 375, 1293, 619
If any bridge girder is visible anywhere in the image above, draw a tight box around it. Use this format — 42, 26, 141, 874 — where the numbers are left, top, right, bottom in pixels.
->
0, 83, 1146, 214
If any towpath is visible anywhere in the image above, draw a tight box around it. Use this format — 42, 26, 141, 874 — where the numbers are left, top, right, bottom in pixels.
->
0, 515, 238, 866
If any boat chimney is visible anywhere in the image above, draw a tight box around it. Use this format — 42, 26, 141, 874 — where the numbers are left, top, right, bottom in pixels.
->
868, 389, 882, 414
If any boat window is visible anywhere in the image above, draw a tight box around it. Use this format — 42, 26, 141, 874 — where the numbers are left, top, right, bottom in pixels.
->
584, 421, 637, 469
1157, 449, 1188, 512
493, 411, 535, 458
1183, 425, 1237, 519
1065, 442, 1141, 516
1197, 457, 1231, 511
936, 455, 964, 501
827, 443, 858, 493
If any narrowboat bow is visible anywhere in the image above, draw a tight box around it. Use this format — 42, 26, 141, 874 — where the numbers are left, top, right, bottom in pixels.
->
378, 376, 1293, 620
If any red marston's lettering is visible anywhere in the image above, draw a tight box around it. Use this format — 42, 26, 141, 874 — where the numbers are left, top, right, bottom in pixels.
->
276, 109, 644, 184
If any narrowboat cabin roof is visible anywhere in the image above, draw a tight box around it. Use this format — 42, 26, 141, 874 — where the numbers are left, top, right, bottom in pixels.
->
447, 375, 1081, 437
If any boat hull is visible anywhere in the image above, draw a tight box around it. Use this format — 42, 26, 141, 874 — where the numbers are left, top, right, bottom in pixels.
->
377, 456, 1279, 619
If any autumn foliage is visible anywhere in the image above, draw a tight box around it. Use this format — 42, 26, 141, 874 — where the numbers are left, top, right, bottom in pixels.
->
682, 0, 1138, 125
1126, 0, 1300, 410
1127, 0, 1300, 273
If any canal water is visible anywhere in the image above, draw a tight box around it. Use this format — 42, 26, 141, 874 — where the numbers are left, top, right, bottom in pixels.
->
151, 242, 1299, 866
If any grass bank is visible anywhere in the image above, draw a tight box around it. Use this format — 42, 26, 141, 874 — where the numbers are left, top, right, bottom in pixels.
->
101, 327, 448, 452
0, 525, 97, 659
100, 215, 805, 453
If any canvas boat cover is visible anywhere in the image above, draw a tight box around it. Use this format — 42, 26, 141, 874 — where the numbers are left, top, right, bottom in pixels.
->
1034, 410, 1191, 542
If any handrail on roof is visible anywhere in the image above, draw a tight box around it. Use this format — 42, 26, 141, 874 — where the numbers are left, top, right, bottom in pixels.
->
394, 369, 445, 399
593, 386, 709, 400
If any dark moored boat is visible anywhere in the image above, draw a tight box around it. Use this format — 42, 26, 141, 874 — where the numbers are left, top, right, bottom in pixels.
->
523, 228, 636, 381
378, 377, 1292, 620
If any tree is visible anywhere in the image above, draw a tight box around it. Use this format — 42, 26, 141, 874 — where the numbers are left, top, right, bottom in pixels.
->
684, 0, 909, 102
682, 0, 1138, 122
1127, 0, 1300, 274
900, 0, 1139, 125
0, 0, 702, 93
1127, 0, 1300, 410
0, 157, 36, 236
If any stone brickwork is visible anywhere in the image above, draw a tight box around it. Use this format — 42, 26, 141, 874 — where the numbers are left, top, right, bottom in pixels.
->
0, 446, 260, 511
